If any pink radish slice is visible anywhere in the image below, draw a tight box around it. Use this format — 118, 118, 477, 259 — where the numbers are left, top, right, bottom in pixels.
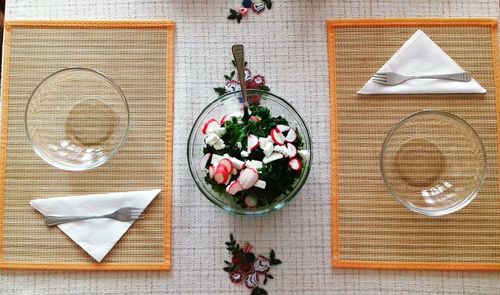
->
286, 143, 297, 158
226, 181, 243, 195
270, 128, 286, 145
244, 195, 258, 208
208, 165, 216, 179
200, 153, 211, 170
202, 118, 218, 134
249, 116, 261, 122
229, 157, 245, 170
276, 124, 290, 133
238, 168, 259, 189
285, 128, 297, 143
218, 158, 234, 173
288, 158, 302, 171
262, 152, 284, 164
247, 135, 259, 151
254, 180, 266, 189
231, 168, 237, 175
224, 175, 231, 185
214, 171, 227, 184
220, 115, 228, 125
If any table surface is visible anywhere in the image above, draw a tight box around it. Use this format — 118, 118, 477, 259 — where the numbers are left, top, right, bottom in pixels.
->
2, 1, 500, 294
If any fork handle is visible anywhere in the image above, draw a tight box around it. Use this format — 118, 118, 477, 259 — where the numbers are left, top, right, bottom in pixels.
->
413, 72, 471, 82
45, 214, 108, 226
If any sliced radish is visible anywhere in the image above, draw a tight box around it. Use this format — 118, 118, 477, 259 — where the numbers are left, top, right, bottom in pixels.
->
244, 195, 258, 208
229, 157, 245, 170
220, 115, 228, 125
247, 134, 259, 151
288, 158, 302, 171
254, 180, 266, 189
262, 152, 284, 164
238, 168, 259, 189
298, 150, 310, 162
270, 128, 286, 145
218, 158, 233, 173
249, 116, 261, 122
225, 175, 231, 185
211, 154, 224, 166
276, 124, 290, 133
208, 165, 216, 179
200, 153, 211, 170
214, 171, 227, 184
285, 128, 297, 143
226, 180, 243, 195
287, 143, 297, 158
202, 118, 219, 134
231, 168, 237, 175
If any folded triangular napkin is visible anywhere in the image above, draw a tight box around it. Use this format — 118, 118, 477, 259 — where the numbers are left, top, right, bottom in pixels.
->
30, 189, 161, 262
358, 30, 486, 95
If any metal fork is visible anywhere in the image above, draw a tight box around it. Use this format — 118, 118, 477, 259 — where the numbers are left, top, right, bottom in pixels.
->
44, 207, 143, 226
372, 71, 472, 86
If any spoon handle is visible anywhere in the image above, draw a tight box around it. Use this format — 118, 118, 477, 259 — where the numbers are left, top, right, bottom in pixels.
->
231, 44, 248, 108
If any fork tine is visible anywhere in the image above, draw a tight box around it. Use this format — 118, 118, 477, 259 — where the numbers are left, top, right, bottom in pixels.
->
372, 77, 387, 82
372, 79, 387, 85
372, 73, 386, 78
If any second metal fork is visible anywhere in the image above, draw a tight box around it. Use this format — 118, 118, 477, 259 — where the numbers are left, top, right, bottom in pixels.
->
44, 207, 144, 226
372, 71, 472, 86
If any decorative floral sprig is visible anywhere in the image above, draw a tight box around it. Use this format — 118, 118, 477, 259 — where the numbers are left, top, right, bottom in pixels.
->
223, 234, 281, 295
227, 0, 273, 23
214, 61, 271, 100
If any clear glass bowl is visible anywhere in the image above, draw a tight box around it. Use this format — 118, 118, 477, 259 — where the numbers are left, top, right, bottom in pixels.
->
25, 68, 129, 171
187, 90, 312, 215
380, 110, 486, 216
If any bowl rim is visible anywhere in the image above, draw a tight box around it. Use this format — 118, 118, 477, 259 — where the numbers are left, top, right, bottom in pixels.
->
187, 89, 312, 216
380, 109, 487, 217
25, 67, 130, 171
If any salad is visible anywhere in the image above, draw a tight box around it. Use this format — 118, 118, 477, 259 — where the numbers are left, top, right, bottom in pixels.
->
200, 104, 309, 209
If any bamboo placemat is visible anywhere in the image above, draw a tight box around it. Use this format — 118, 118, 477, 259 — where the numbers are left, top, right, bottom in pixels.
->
0, 21, 175, 270
328, 18, 500, 270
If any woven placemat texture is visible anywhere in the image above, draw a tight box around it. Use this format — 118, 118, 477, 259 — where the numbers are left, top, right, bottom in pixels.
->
328, 19, 500, 270
0, 21, 174, 270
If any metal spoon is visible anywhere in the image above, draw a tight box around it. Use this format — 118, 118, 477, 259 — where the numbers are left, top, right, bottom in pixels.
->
231, 44, 250, 119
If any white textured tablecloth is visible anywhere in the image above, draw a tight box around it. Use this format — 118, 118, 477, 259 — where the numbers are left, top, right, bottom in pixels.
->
2, 0, 500, 294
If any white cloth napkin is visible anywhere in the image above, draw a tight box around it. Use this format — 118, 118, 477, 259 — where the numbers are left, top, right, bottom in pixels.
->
30, 189, 161, 262
358, 30, 486, 95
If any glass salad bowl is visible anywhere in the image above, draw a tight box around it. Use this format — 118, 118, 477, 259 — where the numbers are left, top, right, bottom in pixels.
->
381, 110, 486, 216
187, 90, 312, 215
25, 68, 129, 171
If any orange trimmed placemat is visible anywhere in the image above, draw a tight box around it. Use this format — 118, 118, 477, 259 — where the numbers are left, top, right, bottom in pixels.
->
328, 18, 500, 270
0, 20, 175, 271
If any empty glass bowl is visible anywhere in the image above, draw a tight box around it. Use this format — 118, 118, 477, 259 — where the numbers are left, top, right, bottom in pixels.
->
380, 110, 486, 216
187, 90, 312, 215
25, 68, 129, 171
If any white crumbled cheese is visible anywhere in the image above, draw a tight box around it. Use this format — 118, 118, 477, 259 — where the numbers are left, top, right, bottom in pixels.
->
298, 150, 310, 162
240, 150, 249, 158
262, 142, 274, 157
205, 133, 226, 150
274, 145, 291, 157
259, 136, 273, 149
236, 142, 242, 149
230, 111, 244, 120
210, 126, 226, 137
245, 160, 263, 171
